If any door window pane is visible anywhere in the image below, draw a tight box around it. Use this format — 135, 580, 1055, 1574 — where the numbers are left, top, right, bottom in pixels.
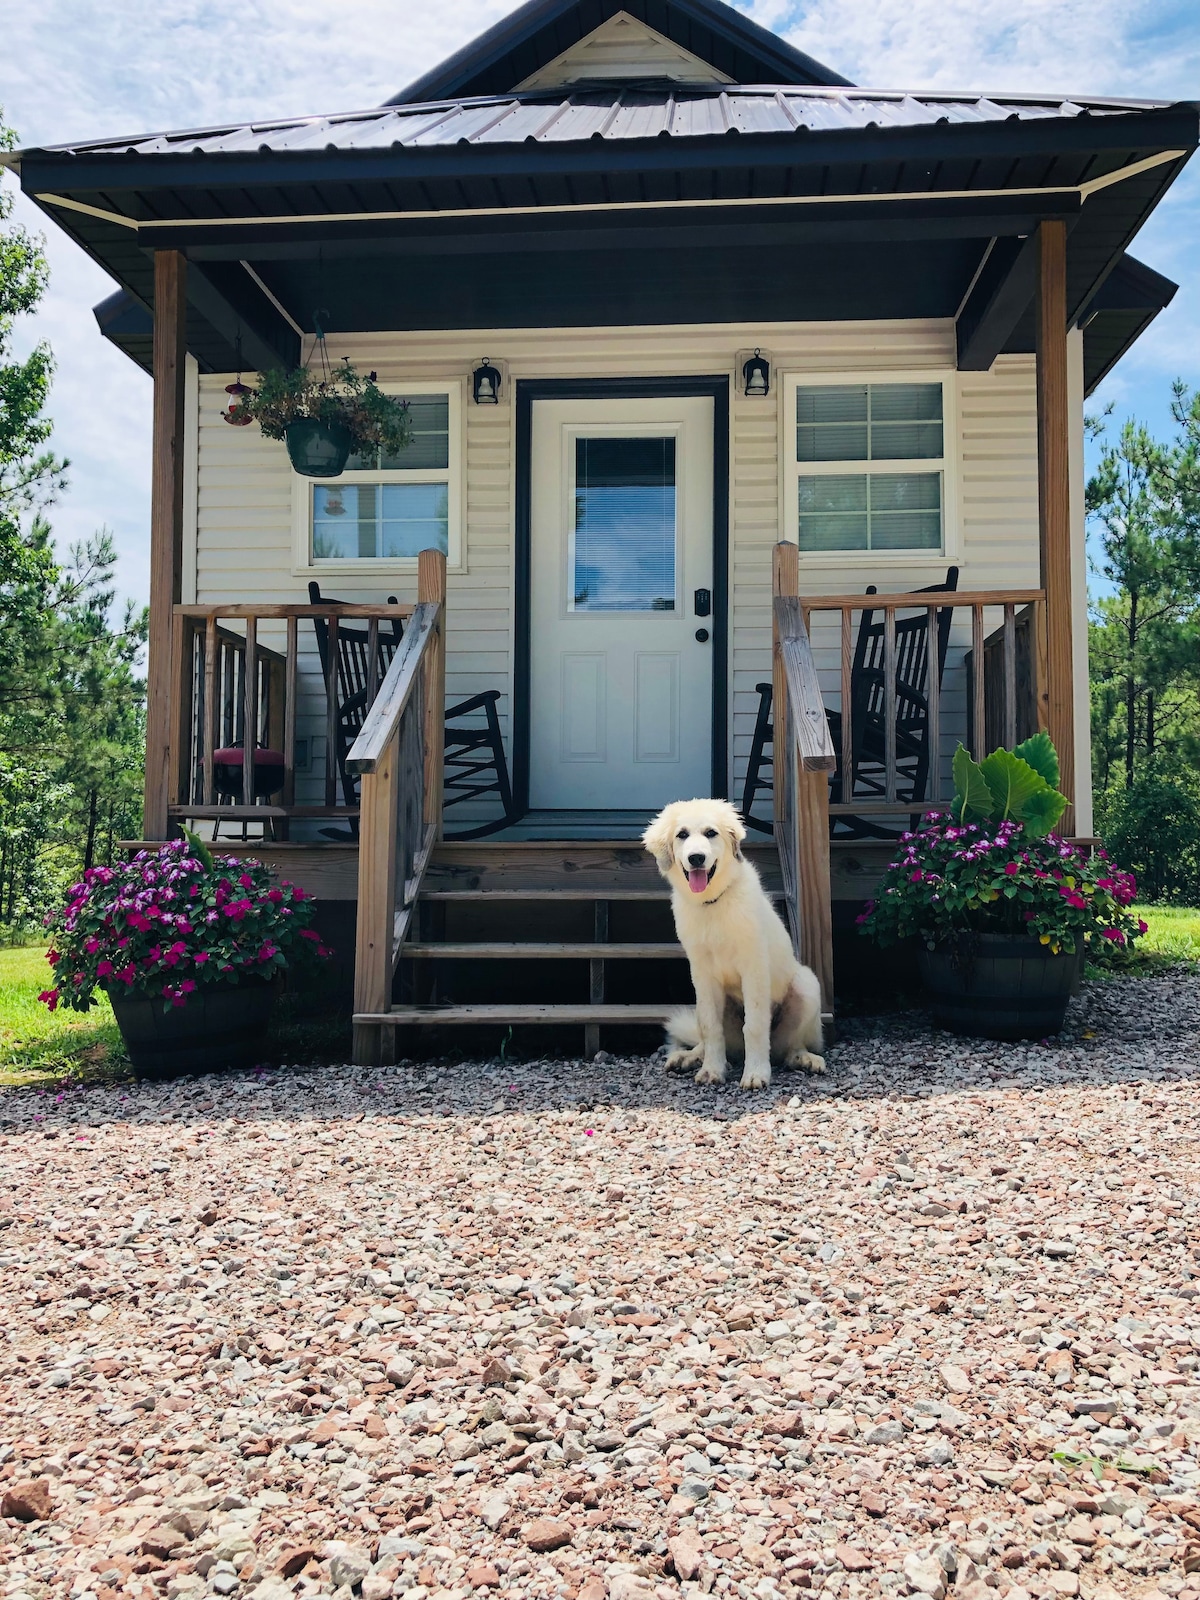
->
572, 437, 676, 612
312, 482, 448, 560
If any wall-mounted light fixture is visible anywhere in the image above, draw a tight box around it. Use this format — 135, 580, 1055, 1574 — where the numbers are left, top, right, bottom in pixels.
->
742, 348, 770, 398
472, 358, 502, 405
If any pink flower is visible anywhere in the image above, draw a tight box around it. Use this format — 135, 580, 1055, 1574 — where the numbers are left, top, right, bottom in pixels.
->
195, 951, 209, 964
1004, 862, 1020, 876
909, 869, 923, 883
46, 949, 61, 966
268, 888, 283, 903
1100, 927, 1126, 945
96, 960, 113, 978
181, 979, 196, 994
84, 936, 101, 954
1137, 918, 1148, 934
239, 872, 254, 889
39, 988, 60, 1011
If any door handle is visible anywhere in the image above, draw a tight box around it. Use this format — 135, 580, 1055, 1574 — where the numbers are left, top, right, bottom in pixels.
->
694, 588, 711, 617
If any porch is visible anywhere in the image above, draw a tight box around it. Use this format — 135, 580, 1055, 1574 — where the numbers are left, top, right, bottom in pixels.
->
146, 534, 1062, 1065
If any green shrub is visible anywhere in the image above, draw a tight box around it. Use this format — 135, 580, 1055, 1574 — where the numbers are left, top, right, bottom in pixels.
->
1100, 776, 1200, 905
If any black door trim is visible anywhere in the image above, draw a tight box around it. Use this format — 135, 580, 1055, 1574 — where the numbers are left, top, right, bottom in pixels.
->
513, 375, 730, 816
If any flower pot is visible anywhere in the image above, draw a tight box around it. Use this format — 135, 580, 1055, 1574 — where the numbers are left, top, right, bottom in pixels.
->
284, 419, 353, 478
108, 979, 280, 1078
918, 933, 1082, 1040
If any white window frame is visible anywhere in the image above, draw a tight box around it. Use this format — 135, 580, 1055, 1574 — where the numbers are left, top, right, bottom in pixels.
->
780, 369, 959, 569
291, 380, 464, 578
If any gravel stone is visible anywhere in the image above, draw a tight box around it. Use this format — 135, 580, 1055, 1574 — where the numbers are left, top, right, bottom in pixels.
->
2, 969, 1200, 1598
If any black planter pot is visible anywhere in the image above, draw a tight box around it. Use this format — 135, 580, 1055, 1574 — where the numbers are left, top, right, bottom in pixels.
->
109, 980, 279, 1078
284, 418, 353, 478
918, 933, 1081, 1040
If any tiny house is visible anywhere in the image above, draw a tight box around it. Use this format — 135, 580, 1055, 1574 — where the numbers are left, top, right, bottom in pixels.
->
8, 0, 1195, 1059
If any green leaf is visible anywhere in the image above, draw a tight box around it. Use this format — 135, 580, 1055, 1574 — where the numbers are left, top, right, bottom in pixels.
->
1020, 785, 1068, 840
1012, 731, 1060, 790
181, 826, 215, 873
951, 743, 993, 822
979, 748, 1051, 822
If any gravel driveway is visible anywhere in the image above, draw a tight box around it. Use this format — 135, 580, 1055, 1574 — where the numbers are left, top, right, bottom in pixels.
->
2, 972, 1200, 1600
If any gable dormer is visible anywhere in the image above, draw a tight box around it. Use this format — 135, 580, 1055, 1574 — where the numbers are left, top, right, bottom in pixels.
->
516, 12, 733, 89
387, 0, 850, 105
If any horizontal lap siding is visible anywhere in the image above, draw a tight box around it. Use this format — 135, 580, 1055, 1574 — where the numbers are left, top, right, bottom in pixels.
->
193, 324, 1041, 819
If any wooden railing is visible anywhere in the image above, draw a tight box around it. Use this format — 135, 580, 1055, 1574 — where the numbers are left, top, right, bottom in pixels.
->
348, 549, 446, 1066
772, 544, 837, 1014
771, 541, 1049, 1013
171, 599, 414, 833
800, 585, 1046, 820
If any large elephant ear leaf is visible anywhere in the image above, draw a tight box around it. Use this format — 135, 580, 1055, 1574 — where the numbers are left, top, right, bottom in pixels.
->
1012, 731, 1060, 790
951, 743, 994, 823
1020, 785, 1068, 840
979, 748, 1049, 822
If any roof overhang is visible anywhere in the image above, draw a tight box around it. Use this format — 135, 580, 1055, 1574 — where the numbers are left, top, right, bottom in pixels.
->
14, 94, 1195, 378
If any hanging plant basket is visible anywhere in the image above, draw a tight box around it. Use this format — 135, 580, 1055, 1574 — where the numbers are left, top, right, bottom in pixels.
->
226, 350, 412, 479
285, 418, 354, 478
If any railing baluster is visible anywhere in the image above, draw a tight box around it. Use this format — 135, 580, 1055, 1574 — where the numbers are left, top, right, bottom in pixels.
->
926, 604, 940, 802
1003, 603, 1017, 749
202, 616, 218, 806
884, 606, 897, 804
242, 616, 257, 818
367, 617, 379, 707
972, 604, 986, 760
839, 603, 852, 805
283, 615, 297, 812
325, 614, 340, 809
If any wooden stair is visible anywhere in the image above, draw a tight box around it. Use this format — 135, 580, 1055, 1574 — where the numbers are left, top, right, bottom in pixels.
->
353, 838, 783, 1057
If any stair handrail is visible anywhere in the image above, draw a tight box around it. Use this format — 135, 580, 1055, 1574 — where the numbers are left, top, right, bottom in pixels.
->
772, 543, 835, 1015
350, 548, 447, 1065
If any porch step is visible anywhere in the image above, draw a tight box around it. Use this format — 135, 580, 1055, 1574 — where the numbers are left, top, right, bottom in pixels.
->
357, 1004, 677, 1026
404, 941, 683, 959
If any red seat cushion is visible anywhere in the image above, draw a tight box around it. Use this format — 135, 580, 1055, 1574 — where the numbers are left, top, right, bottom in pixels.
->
212, 747, 285, 767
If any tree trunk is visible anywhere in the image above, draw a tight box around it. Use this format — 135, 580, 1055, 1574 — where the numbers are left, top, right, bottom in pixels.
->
84, 788, 99, 870
1124, 590, 1138, 789
1146, 689, 1155, 761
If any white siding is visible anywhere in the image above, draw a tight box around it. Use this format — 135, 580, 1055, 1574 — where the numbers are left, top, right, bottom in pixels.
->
516, 13, 733, 88
195, 319, 1055, 825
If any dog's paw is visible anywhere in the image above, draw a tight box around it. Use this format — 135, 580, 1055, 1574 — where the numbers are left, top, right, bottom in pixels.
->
693, 1060, 727, 1086
740, 1062, 771, 1090
784, 1048, 827, 1075
665, 1047, 703, 1075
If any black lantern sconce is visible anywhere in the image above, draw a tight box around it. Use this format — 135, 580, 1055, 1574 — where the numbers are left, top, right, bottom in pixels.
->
742, 348, 770, 398
472, 358, 502, 405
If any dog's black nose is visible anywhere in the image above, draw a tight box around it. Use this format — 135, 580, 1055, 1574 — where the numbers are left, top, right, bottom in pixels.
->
687, 852, 707, 868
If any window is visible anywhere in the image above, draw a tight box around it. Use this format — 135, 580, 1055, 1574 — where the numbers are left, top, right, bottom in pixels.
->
296, 388, 461, 572
570, 436, 677, 612
787, 379, 949, 557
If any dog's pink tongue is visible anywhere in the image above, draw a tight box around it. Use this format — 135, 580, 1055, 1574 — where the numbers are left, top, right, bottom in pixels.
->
687, 868, 709, 894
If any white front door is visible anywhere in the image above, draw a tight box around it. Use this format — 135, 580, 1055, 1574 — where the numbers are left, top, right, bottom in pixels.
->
529, 395, 714, 810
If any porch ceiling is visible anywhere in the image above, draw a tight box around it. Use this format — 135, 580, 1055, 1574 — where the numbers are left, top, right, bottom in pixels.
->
9, 86, 1195, 379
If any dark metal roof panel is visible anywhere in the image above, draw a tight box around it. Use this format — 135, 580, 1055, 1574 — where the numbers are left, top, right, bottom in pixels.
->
24, 87, 1181, 160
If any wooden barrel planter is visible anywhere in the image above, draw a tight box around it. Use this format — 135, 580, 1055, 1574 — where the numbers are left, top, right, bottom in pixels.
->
109, 980, 280, 1078
918, 933, 1081, 1040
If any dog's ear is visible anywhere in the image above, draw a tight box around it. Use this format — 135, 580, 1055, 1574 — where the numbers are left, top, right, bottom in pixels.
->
723, 804, 747, 861
642, 806, 678, 875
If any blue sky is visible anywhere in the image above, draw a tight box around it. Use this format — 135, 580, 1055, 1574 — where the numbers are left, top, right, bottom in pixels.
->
2, 0, 1198, 607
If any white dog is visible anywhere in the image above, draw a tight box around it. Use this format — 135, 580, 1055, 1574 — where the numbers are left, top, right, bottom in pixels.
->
642, 798, 825, 1090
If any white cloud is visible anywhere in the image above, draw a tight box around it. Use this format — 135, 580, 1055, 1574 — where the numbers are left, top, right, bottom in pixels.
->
1, 0, 1197, 605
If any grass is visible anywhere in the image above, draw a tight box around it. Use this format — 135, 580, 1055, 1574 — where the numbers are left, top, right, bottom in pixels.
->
0, 944, 352, 1089
1133, 904, 1200, 965
0, 945, 128, 1088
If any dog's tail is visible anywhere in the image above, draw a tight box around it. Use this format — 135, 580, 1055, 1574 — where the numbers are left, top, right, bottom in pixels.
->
665, 1006, 699, 1050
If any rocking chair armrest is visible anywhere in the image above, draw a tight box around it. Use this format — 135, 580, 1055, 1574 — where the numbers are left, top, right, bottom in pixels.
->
445, 688, 502, 720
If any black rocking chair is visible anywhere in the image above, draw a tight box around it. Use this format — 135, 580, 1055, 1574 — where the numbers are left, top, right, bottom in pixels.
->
741, 567, 959, 839
308, 582, 516, 841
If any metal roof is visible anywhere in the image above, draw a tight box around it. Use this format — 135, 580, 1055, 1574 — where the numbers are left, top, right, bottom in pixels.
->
20, 85, 1178, 162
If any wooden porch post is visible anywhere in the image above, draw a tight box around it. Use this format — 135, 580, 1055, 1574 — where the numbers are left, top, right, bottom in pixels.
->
418, 547, 447, 839
1036, 220, 1075, 832
773, 542, 834, 1015
143, 251, 188, 840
